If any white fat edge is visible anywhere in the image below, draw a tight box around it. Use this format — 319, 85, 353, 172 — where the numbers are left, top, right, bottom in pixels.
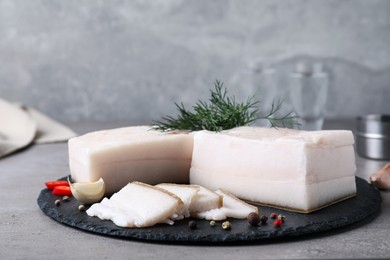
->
179, 192, 198, 218
216, 190, 258, 214
87, 200, 138, 228
156, 184, 200, 219
189, 186, 223, 213
194, 208, 227, 221
136, 199, 186, 226
193, 189, 258, 221
160, 219, 175, 225
154, 188, 188, 222
133, 213, 177, 228
171, 213, 185, 221
169, 200, 188, 222
172, 206, 187, 221
222, 207, 255, 219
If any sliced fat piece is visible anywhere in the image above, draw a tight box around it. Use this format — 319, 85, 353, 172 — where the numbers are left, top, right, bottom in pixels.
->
156, 183, 200, 219
86, 182, 184, 228
188, 186, 222, 214
195, 189, 258, 221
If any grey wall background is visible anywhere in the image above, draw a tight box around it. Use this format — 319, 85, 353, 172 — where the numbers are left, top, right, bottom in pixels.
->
0, 0, 389, 124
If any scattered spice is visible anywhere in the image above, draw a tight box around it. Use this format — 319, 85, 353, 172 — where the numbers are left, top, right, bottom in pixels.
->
260, 215, 268, 224
270, 213, 277, 219
188, 220, 197, 229
78, 205, 86, 212
210, 220, 216, 227
278, 214, 286, 223
273, 218, 283, 227
222, 221, 231, 230
247, 212, 260, 226
62, 196, 70, 202
54, 200, 61, 206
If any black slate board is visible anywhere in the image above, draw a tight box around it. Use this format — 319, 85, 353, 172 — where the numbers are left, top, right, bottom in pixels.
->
37, 177, 381, 243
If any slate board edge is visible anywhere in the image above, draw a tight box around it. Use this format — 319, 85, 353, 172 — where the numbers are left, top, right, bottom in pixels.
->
37, 177, 382, 244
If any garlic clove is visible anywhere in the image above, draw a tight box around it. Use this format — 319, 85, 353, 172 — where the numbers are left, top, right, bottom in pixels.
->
370, 163, 390, 190
68, 177, 105, 204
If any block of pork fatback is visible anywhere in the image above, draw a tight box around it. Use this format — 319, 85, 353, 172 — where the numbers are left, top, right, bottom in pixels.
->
69, 126, 193, 194
189, 126, 357, 213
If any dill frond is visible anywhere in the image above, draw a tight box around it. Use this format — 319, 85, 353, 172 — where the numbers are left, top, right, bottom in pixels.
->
152, 80, 298, 131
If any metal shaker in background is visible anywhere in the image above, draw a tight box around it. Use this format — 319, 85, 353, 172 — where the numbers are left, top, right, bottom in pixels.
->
356, 115, 390, 160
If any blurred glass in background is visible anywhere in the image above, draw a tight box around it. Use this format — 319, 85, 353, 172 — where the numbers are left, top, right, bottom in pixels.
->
289, 62, 329, 131
231, 59, 279, 127
249, 60, 278, 126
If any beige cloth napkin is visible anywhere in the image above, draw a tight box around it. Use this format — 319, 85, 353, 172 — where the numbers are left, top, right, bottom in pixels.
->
0, 98, 77, 158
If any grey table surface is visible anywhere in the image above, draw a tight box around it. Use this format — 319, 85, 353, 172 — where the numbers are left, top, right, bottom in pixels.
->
1, 119, 389, 260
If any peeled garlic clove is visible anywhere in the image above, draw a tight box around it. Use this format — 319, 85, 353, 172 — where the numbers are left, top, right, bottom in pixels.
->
370, 163, 390, 190
68, 177, 105, 204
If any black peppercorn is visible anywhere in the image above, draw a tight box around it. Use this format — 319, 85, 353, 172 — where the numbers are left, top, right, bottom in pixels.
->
260, 215, 268, 224
247, 212, 260, 226
188, 220, 197, 229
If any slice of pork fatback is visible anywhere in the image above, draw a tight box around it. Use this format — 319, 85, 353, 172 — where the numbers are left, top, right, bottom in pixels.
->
86, 182, 184, 228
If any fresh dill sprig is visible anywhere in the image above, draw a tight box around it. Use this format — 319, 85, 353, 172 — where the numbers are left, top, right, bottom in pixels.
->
152, 80, 298, 132
259, 99, 299, 128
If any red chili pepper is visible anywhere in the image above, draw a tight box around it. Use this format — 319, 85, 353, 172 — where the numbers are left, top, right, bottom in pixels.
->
273, 218, 283, 228
45, 181, 69, 190
52, 186, 72, 196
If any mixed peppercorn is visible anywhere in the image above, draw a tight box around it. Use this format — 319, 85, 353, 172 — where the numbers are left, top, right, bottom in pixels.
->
188, 220, 197, 229
247, 212, 260, 226
247, 212, 287, 228
185, 211, 286, 231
